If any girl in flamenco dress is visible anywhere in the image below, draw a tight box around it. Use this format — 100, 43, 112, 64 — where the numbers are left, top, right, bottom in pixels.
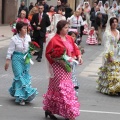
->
68, 31, 84, 97
86, 26, 97, 45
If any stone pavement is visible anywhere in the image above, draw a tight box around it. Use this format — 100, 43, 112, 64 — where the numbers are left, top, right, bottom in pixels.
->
2, 25, 120, 120
80, 53, 102, 78
0, 25, 12, 48
0, 25, 12, 39
0, 25, 103, 75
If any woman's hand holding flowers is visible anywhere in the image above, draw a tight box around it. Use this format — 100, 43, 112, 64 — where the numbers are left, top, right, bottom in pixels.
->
109, 57, 114, 62
50, 48, 72, 72
30, 50, 36, 55
59, 59, 66, 68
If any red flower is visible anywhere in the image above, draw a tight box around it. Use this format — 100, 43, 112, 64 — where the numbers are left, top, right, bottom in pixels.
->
50, 47, 65, 58
31, 41, 40, 48
29, 42, 40, 52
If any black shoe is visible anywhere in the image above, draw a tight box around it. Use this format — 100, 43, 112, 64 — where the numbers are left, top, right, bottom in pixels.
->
37, 58, 41, 62
65, 119, 69, 120
74, 86, 79, 90
45, 111, 57, 120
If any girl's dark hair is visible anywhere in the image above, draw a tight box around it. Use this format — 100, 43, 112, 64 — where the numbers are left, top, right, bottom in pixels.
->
110, 17, 118, 26
58, 6, 65, 12
49, 6, 54, 11
16, 21, 28, 33
68, 31, 77, 36
56, 20, 68, 34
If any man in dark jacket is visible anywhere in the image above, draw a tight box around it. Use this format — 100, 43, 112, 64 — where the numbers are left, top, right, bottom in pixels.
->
30, 4, 50, 62
18, 1, 29, 18
29, 2, 34, 12
90, 2, 98, 15
54, 0, 62, 13
90, 6, 100, 30
65, 3, 72, 19
95, 12, 108, 45
42, 0, 49, 13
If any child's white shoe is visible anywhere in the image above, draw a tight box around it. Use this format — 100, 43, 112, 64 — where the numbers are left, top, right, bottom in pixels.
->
19, 101, 25, 106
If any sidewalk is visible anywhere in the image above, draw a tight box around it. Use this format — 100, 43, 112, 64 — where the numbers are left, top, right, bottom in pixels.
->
0, 25, 12, 41
0, 25, 12, 48
80, 53, 102, 79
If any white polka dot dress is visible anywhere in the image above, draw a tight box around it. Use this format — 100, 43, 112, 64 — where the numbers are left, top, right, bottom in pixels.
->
43, 62, 80, 119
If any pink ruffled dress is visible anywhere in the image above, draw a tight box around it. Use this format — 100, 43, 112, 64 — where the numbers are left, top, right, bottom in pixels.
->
16, 18, 30, 24
43, 39, 80, 119
16, 18, 31, 30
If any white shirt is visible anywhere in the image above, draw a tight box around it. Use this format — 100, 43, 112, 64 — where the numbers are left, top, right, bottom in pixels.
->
68, 15, 85, 27
53, 14, 66, 32
6, 34, 31, 59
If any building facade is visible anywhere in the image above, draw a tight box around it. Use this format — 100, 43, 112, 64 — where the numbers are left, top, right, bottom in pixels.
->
0, 0, 82, 25
0, 0, 120, 25
0, 0, 18, 25
17, 0, 37, 9
0, 0, 37, 25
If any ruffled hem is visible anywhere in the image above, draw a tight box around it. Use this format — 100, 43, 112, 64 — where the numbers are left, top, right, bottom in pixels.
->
9, 86, 38, 102
43, 80, 80, 119
97, 81, 120, 95
97, 55, 120, 95
86, 40, 98, 45
9, 74, 38, 102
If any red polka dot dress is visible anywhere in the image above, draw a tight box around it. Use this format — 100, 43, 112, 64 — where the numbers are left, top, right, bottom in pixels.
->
43, 62, 80, 119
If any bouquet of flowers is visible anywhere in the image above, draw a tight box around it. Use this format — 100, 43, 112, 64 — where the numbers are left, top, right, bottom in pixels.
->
105, 51, 114, 62
29, 41, 40, 52
50, 47, 75, 72
24, 41, 40, 64
10, 21, 17, 33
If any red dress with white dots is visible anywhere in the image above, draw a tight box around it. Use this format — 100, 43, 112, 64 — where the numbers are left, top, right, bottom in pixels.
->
43, 34, 80, 119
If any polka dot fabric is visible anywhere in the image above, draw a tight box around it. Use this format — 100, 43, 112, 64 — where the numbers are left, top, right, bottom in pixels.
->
86, 35, 98, 45
43, 62, 80, 119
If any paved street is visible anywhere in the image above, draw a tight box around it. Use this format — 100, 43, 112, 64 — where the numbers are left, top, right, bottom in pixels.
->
0, 26, 120, 120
